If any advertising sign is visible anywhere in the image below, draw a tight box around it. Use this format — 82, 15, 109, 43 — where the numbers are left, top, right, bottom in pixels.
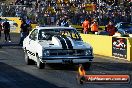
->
1, 17, 21, 33
112, 37, 127, 59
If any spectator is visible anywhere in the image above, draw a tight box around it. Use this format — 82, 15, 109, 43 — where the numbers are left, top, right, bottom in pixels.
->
19, 19, 29, 45
56, 17, 63, 26
3, 18, 11, 42
61, 19, 69, 27
1, 0, 132, 30
26, 17, 32, 35
35, 0, 41, 11
90, 21, 98, 34
82, 18, 90, 34
51, 16, 55, 25
105, 21, 117, 36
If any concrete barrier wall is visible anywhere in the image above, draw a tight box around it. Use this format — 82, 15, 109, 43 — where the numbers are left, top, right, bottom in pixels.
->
80, 34, 132, 62
81, 34, 112, 57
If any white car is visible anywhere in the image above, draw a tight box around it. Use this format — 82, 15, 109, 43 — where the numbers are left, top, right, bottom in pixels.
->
23, 26, 94, 69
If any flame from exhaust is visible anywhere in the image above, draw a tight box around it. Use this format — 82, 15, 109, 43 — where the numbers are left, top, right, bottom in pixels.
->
78, 64, 86, 76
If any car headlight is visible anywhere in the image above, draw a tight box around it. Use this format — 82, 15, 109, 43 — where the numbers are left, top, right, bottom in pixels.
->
85, 50, 92, 56
43, 50, 50, 56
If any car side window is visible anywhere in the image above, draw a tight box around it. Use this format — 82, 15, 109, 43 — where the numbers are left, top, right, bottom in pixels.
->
29, 29, 38, 40
38, 30, 52, 40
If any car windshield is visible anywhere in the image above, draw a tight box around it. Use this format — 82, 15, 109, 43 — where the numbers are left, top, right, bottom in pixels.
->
38, 28, 81, 40
120, 23, 132, 29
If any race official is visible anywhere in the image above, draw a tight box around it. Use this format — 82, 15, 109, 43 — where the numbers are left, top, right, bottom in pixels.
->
3, 19, 11, 42
90, 21, 98, 34
82, 18, 90, 34
19, 19, 29, 45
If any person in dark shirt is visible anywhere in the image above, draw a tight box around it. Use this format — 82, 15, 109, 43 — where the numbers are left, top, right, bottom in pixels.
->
105, 21, 116, 36
3, 19, 11, 42
19, 19, 29, 45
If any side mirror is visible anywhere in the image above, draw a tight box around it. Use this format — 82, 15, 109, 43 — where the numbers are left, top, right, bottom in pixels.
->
32, 36, 37, 41
29, 35, 32, 39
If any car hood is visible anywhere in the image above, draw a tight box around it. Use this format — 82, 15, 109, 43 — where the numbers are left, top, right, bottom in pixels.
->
38, 36, 92, 49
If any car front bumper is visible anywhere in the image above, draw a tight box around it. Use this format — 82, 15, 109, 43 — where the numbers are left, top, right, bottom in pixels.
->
40, 56, 94, 64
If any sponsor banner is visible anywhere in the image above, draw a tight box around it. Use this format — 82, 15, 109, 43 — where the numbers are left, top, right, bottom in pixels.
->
112, 37, 127, 59
0, 17, 37, 33
0, 17, 21, 33
84, 75, 130, 83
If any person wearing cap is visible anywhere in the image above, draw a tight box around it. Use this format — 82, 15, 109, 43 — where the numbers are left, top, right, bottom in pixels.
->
3, 18, 11, 42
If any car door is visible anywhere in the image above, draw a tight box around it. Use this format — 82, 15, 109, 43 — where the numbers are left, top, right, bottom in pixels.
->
28, 29, 38, 60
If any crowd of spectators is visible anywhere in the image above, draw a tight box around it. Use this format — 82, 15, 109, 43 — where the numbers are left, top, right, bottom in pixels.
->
0, 0, 132, 26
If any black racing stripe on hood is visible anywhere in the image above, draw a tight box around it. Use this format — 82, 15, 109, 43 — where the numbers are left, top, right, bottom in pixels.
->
62, 36, 73, 49
56, 36, 67, 49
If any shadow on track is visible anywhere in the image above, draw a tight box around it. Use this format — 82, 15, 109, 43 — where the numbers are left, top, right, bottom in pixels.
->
47, 64, 78, 71
0, 62, 66, 88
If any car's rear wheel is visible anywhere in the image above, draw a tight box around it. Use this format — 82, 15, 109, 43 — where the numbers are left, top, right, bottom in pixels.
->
83, 62, 91, 70
36, 56, 45, 69
25, 52, 35, 65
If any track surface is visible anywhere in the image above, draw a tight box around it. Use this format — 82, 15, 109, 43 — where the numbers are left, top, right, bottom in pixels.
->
0, 46, 132, 88
0, 33, 132, 88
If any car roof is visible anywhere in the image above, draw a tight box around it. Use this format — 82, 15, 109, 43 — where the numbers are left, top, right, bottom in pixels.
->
36, 26, 75, 30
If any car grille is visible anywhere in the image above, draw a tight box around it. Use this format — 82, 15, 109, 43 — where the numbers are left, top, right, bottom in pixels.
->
49, 49, 85, 56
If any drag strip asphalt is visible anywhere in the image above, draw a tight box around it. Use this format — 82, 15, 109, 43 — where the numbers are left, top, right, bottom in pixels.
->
0, 47, 131, 88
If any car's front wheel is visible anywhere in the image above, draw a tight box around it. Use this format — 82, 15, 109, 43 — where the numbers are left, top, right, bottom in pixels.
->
36, 56, 45, 69
25, 51, 35, 65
